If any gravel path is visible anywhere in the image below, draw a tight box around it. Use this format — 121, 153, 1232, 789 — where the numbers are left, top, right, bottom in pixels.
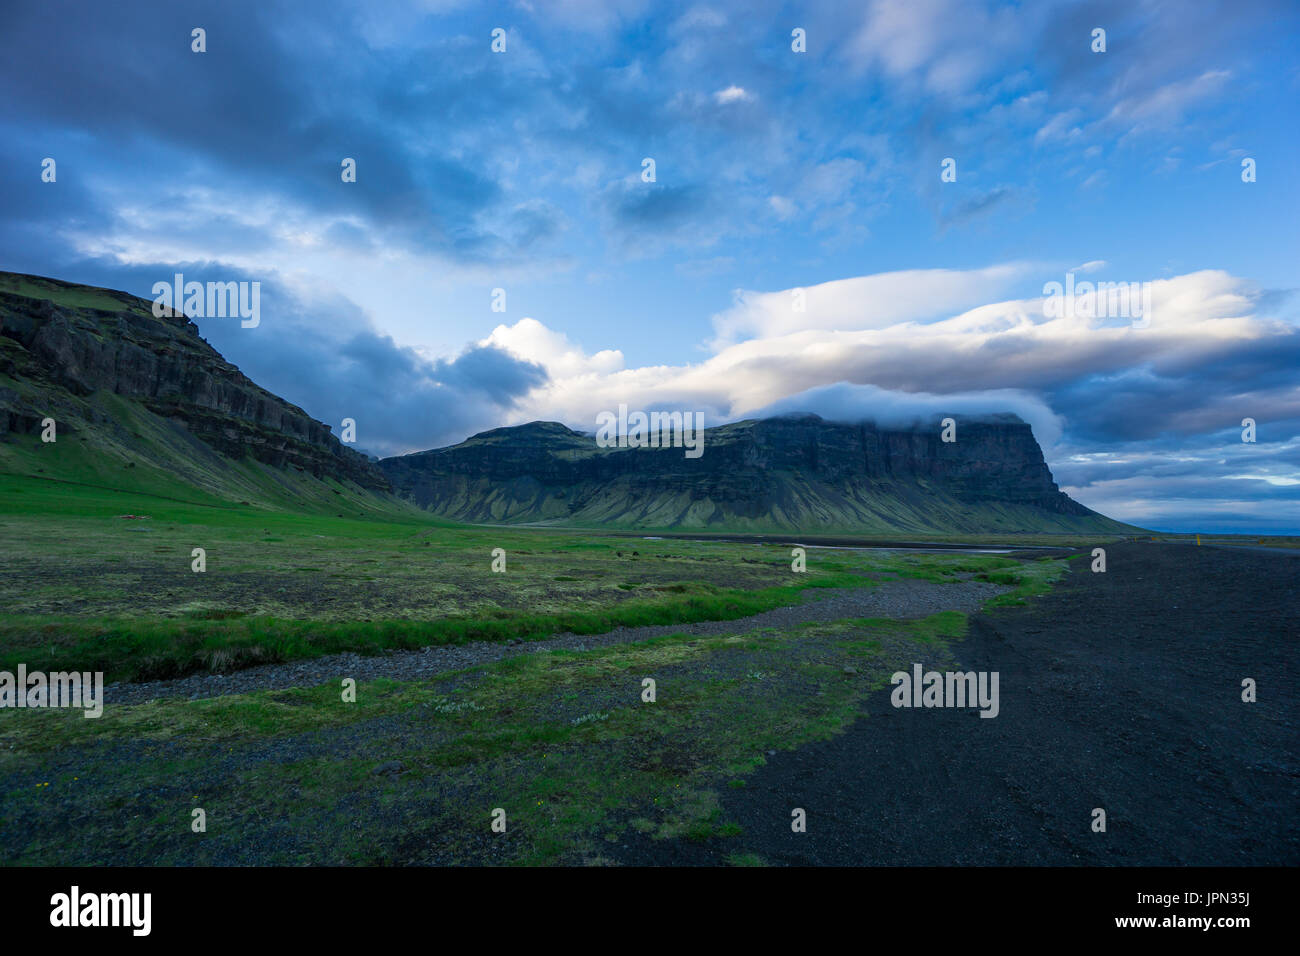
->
104, 578, 1008, 706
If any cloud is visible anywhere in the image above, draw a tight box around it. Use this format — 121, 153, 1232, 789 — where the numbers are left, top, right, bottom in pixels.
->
1034, 108, 1084, 145
606, 182, 705, 229
709, 264, 1032, 345
599, 179, 719, 252
167, 273, 552, 458
713, 85, 752, 104
1104, 69, 1232, 129
939, 185, 1020, 227
1052, 428, 1300, 533
844, 0, 1036, 96
491, 269, 1297, 440
749, 382, 1063, 446
483, 317, 624, 380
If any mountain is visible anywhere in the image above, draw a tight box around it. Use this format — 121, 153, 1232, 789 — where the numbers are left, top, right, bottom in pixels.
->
1, 270, 1129, 535
379, 415, 1132, 534
0, 271, 396, 513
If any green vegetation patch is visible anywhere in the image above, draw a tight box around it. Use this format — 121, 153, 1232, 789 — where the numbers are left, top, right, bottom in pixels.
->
0, 610, 976, 866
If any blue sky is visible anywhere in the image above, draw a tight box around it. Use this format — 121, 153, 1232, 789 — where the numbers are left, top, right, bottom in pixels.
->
2, 0, 1298, 532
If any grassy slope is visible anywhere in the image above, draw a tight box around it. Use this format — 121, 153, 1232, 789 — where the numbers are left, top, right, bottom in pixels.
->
405, 464, 1139, 536
0, 272, 130, 312
0, 389, 409, 519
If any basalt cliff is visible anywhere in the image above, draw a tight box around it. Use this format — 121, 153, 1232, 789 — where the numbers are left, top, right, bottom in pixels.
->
380, 415, 1129, 534
0, 272, 390, 509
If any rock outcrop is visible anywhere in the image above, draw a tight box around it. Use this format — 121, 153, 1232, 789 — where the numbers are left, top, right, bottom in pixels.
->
0, 272, 387, 491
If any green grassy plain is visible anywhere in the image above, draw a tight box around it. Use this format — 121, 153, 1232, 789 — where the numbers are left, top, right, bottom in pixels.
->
0, 464, 1086, 865
0, 469, 1077, 681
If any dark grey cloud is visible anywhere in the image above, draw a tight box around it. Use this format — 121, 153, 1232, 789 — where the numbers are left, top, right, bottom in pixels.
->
607, 182, 707, 230
431, 343, 549, 402
66, 265, 551, 457
1054, 443, 1300, 534
0, 0, 526, 264
206, 301, 547, 457
939, 185, 1019, 228
1045, 332, 1300, 445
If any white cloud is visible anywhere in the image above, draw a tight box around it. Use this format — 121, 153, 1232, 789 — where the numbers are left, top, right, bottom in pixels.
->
708, 263, 1032, 346
845, 0, 1034, 95
1034, 109, 1084, 145
713, 85, 751, 105
466, 267, 1297, 462
483, 317, 624, 380
768, 195, 797, 220
751, 382, 1064, 447
1104, 70, 1232, 139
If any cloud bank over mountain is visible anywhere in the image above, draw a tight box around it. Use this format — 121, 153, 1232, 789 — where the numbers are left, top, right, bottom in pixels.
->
477, 265, 1299, 532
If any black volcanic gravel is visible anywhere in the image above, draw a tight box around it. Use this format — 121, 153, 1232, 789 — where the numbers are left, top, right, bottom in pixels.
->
609, 542, 1300, 865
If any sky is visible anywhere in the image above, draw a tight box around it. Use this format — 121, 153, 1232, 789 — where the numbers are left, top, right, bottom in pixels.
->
2, 0, 1298, 533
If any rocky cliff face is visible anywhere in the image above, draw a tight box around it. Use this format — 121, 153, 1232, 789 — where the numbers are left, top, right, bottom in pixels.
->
380, 414, 1125, 534
0, 272, 388, 491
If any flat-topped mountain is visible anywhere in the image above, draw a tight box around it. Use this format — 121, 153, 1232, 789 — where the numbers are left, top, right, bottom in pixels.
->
380, 414, 1130, 534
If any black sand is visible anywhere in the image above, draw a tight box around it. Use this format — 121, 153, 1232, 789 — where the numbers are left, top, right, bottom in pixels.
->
615, 542, 1299, 865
